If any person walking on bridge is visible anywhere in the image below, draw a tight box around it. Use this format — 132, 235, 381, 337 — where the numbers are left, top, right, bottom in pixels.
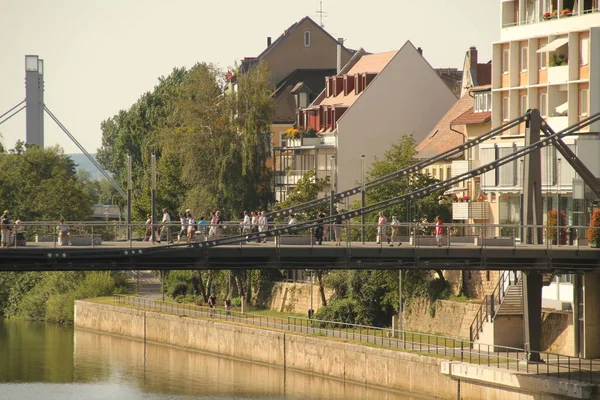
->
434, 215, 444, 247
158, 208, 170, 243
377, 212, 388, 245
1, 210, 11, 248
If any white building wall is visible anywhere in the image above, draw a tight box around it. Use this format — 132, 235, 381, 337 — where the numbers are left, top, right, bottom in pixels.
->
335, 43, 457, 193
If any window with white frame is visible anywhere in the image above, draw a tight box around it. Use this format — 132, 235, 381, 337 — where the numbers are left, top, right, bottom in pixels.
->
474, 92, 492, 113
304, 31, 311, 47
581, 89, 589, 116
580, 37, 589, 65
539, 51, 547, 69
502, 97, 509, 121
502, 49, 509, 74
539, 93, 547, 117
520, 95, 528, 115
521, 47, 528, 71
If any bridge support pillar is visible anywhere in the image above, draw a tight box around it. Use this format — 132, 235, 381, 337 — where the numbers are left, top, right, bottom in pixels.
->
522, 271, 542, 362
580, 273, 600, 358
522, 109, 543, 245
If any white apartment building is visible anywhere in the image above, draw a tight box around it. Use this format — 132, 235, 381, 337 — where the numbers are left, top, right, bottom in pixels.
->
487, 1, 600, 310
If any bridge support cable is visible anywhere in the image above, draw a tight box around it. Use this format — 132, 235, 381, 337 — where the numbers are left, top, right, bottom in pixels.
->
0, 99, 26, 122
541, 123, 600, 198
268, 112, 531, 219
44, 106, 126, 198
0, 104, 26, 127
203, 110, 600, 248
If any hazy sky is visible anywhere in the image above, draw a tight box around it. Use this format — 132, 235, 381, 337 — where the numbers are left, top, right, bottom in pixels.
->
0, 0, 500, 154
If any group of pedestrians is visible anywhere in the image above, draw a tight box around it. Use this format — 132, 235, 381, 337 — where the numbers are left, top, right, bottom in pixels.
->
145, 208, 223, 244
240, 210, 269, 243
287, 212, 344, 246
377, 212, 444, 247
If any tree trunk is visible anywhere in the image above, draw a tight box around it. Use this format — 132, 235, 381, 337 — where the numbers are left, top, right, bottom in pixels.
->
234, 271, 245, 299
434, 269, 446, 283
191, 270, 207, 302
245, 270, 252, 306
317, 270, 327, 306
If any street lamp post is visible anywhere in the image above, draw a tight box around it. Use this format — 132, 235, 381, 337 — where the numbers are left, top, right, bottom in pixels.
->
361, 155, 365, 244
330, 155, 336, 241
126, 155, 132, 242
557, 157, 562, 246
151, 154, 157, 242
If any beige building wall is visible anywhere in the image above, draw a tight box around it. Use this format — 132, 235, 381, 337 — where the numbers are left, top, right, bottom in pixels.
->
336, 43, 457, 193
262, 19, 353, 86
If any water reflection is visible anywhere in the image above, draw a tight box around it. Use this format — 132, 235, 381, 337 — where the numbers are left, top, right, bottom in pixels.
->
0, 319, 435, 399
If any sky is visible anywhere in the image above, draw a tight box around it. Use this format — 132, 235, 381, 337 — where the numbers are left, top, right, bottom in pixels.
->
0, 0, 500, 154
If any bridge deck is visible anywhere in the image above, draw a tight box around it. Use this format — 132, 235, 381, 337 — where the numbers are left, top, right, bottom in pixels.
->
1, 240, 598, 271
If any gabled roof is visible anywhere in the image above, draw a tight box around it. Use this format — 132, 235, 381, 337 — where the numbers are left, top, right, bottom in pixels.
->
452, 110, 491, 125
241, 16, 354, 74
271, 69, 336, 124
415, 93, 475, 159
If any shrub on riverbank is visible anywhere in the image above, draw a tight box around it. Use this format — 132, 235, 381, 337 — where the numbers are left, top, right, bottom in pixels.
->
0, 271, 129, 324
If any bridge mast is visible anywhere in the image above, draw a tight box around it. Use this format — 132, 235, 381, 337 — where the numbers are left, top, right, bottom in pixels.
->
25, 55, 44, 147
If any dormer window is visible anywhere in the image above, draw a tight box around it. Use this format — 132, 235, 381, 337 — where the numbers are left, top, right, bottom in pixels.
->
473, 92, 492, 113
304, 31, 311, 47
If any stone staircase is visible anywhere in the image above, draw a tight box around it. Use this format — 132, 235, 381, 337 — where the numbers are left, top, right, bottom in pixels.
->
495, 279, 523, 316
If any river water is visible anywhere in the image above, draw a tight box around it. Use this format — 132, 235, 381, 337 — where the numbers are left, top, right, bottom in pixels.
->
0, 319, 436, 400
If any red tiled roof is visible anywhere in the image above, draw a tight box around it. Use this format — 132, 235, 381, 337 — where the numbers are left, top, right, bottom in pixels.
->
318, 51, 398, 107
415, 93, 474, 159
452, 110, 491, 125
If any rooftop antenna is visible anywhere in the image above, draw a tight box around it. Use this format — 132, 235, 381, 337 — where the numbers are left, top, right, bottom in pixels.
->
316, 1, 328, 28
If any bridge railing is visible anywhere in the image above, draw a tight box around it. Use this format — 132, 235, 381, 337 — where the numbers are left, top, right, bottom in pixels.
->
113, 294, 600, 384
3, 221, 596, 251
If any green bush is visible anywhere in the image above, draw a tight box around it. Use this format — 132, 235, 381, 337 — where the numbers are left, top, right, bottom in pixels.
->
169, 282, 189, 298
314, 298, 358, 326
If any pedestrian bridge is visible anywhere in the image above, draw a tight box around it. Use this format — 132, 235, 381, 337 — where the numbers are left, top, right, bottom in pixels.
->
1, 222, 598, 272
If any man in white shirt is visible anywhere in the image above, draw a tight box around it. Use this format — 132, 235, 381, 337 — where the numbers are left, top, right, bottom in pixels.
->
158, 208, 171, 243
57, 220, 72, 246
241, 210, 251, 240
288, 214, 297, 225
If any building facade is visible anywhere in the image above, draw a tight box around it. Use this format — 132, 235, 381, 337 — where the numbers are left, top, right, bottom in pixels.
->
275, 42, 458, 201
486, 1, 600, 238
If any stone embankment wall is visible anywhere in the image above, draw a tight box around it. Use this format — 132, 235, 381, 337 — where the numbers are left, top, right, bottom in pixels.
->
75, 301, 594, 400
541, 310, 574, 356
268, 282, 333, 314
405, 297, 481, 339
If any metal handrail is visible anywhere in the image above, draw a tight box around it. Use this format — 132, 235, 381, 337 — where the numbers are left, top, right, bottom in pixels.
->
112, 294, 600, 384
469, 270, 519, 342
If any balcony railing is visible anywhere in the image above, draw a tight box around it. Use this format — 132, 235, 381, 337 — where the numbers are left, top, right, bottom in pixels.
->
502, 8, 600, 28
284, 137, 324, 148
452, 201, 491, 221
451, 160, 481, 178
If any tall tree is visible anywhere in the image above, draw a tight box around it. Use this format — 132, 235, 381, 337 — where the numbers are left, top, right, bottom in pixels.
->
0, 145, 94, 221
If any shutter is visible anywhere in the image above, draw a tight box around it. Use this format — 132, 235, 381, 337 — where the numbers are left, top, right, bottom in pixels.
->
480, 147, 496, 187
498, 146, 516, 186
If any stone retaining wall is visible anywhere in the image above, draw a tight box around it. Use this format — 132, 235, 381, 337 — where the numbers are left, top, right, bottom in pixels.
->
75, 301, 597, 400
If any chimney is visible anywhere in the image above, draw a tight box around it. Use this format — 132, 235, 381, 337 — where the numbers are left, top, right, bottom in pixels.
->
417, 47, 423, 56
267, 37, 272, 47
468, 46, 478, 69
337, 38, 344, 73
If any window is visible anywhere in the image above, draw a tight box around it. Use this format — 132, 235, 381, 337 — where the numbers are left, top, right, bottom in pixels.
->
502, 49, 509, 74
446, 167, 451, 180
539, 51, 547, 69
540, 93, 547, 117
485, 92, 492, 111
304, 31, 311, 47
521, 47, 528, 71
424, 168, 430, 176
432, 168, 437, 178
502, 97, 509, 121
581, 89, 589, 116
581, 37, 589, 65
520, 95, 528, 115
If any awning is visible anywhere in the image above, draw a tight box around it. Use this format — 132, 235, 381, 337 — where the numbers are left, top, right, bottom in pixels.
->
444, 187, 467, 195
555, 101, 568, 115
536, 37, 569, 53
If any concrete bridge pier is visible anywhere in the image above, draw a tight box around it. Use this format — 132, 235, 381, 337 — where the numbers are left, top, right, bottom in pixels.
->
578, 272, 600, 359
522, 271, 543, 362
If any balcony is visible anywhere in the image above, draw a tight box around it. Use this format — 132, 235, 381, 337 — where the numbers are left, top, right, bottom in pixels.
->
452, 202, 491, 221
285, 138, 323, 148
274, 171, 307, 186
546, 116, 569, 132
547, 65, 569, 84
500, 9, 600, 41
451, 160, 481, 178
